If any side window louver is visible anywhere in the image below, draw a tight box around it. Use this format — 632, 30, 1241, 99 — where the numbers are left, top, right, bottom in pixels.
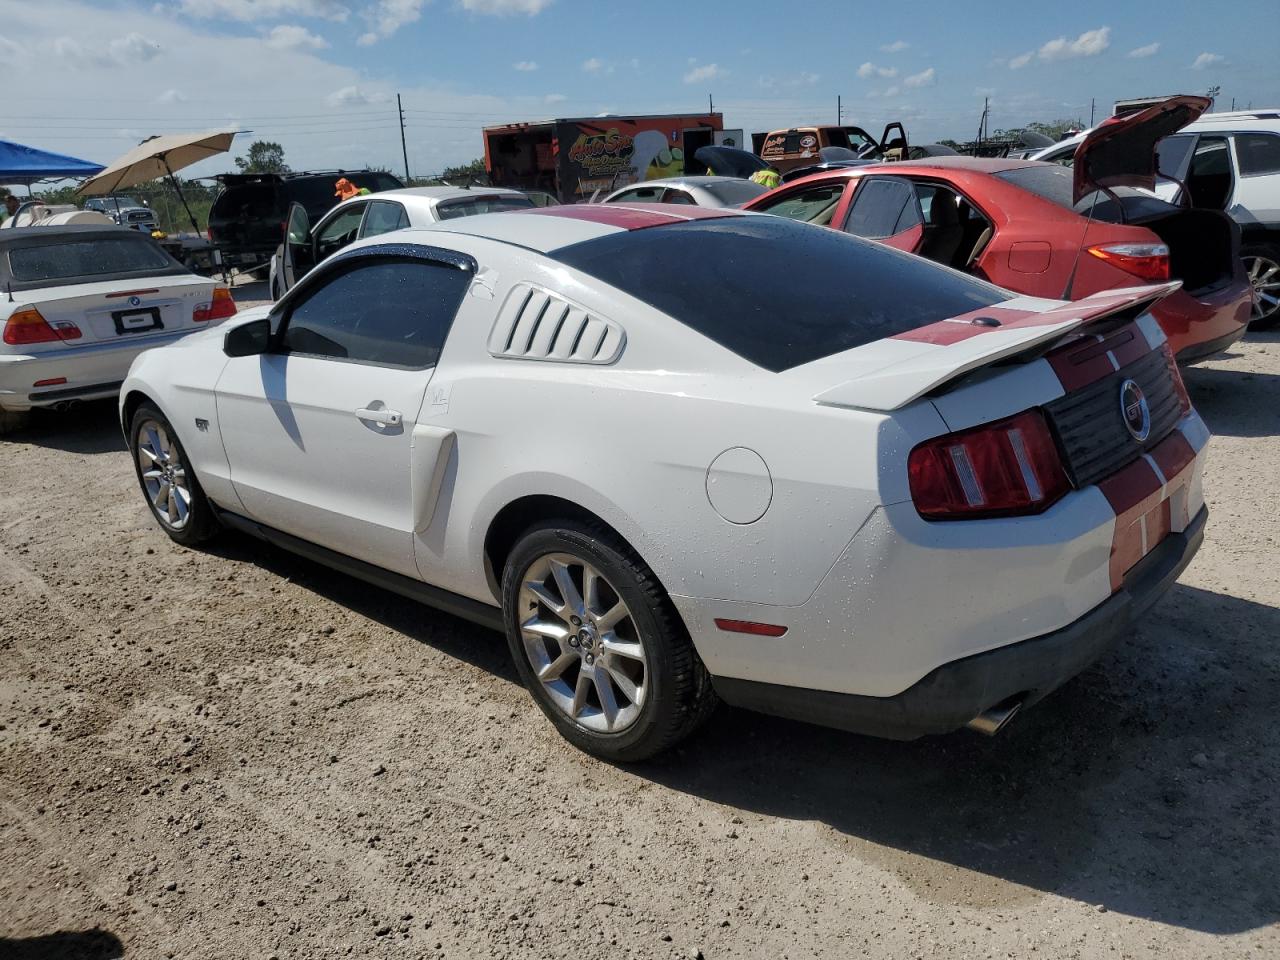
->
487, 283, 625, 364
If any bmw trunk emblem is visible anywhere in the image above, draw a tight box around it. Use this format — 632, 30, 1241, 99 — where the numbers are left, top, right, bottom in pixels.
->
1119, 378, 1150, 442
128, 295, 142, 307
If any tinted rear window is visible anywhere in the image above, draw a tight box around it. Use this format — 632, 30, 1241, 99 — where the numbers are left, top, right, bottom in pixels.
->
993, 164, 1076, 209
703, 179, 768, 205
550, 216, 1010, 372
211, 183, 279, 221
435, 195, 535, 220
8, 236, 174, 282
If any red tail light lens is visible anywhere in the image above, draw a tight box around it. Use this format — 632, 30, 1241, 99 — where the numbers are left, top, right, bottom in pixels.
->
908, 410, 1071, 520
1160, 342, 1192, 414
193, 287, 238, 323
1086, 242, 1171, 283
3, 307, 82, 345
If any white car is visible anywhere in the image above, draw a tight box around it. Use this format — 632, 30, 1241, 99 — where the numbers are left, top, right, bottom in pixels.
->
0, 224, 235, 433
600, 175, 767, 208
121, 204, 1208, 760
1033, 109, 1280, 328
268, 185, 537, 299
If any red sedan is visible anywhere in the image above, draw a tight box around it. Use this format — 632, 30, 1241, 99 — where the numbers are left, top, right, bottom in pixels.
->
744, 97, 1251, 362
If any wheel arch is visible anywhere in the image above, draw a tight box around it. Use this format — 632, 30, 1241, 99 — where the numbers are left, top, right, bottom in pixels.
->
119, 387, 158, 437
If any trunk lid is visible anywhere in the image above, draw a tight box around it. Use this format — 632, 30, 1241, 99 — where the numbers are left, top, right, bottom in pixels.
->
1072, 95, 1209, 204
811, 284, 1181, 412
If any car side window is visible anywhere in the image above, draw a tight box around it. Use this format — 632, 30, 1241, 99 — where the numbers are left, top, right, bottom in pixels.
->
315, 203, 366, 259
1234, 133, 1280, 177
662, 189, 696, 205
844, 178, 920, 239
609, 186, 665, 203
279, 257, 471, 369
360, 200, 410, 238
755, 183, 846, 225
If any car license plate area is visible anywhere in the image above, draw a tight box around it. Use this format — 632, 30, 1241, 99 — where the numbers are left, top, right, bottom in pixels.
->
112, 307, 163, 336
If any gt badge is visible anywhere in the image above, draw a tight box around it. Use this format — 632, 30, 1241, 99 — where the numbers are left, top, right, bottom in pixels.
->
1119, 379, 1150, 442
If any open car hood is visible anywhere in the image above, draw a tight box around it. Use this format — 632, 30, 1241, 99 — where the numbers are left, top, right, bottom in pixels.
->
1072, 95, 1209, 204
694, 146, 768, 178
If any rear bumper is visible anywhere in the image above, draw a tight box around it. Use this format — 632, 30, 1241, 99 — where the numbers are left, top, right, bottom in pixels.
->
0, 328, 208, 411
714, 506, 1207, 739
1152, 281, 1251, 360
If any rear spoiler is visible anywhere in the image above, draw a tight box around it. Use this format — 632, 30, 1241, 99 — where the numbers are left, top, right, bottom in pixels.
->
814, 282, 1181, 412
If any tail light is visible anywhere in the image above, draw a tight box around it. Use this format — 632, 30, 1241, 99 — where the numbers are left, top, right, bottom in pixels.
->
193, 287, 237, 323
2, 306, 83, 346
1160, 342, 1192, 414
1087, 242, 1171, 283
908, 409, 1071, 520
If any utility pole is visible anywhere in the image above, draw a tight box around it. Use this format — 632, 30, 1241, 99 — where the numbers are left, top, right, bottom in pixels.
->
397, 93, 410, 183
1089, 98, 1095, 126
837, 95, 842, 126
709, 93, 714, 116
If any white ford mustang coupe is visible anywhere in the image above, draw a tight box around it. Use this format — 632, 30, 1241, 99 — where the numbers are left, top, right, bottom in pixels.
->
120, 204, 1209, 760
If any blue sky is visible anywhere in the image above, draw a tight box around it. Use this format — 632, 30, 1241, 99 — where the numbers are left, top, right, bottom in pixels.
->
2, 0, 1277, 179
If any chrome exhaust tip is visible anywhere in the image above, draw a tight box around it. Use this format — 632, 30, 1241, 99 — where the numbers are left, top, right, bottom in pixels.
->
965, 698, 1023, 737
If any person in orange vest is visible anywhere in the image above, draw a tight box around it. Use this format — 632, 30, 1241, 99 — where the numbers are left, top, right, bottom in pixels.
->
334, 178, 371, 202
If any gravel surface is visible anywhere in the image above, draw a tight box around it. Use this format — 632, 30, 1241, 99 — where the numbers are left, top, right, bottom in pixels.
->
1, 333, 1277, 960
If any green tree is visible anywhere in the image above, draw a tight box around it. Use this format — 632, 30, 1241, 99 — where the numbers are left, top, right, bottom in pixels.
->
439, 158, 487, 183
234, 140, 290, 174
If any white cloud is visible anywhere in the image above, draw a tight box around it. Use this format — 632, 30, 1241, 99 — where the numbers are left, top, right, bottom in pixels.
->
52, 31, 162, 67
326, 84, 391, 106
857, 62, 897, 79
177, 0, 350, 21
582, 57, 604, 73
1128, 42, 1160, 58
359, 0, 425, 42
156, 88, 187, 104
266, 24, 330, 50
794, 71, 820, 86
1008, 51, 1034, 70
1191, 52, 1225, 70
458, 0, 552, 12
682, 62, 723, 84
757, 74, 776, 89
883, 85, 900, 98
544, 92, 566, 104
903, 66, 935, 88
880, 40, 908, 53
1038, 26, 1110, 62
512, 60, 537, 71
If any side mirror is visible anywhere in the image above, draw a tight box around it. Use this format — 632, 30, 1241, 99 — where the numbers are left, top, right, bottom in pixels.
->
223, 317, 271, 357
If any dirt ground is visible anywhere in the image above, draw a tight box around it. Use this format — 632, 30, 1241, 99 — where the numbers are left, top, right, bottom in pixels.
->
1, 329, 1278, 960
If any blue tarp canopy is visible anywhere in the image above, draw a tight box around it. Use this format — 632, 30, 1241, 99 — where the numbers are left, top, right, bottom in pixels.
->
0, 140, 104, 186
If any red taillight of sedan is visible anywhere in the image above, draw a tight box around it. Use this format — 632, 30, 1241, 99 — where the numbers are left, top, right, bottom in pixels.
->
2, 306, 83, 345
193, 287, 238, 323
908, 410, 1071, 520
1087, 242, 1171, 283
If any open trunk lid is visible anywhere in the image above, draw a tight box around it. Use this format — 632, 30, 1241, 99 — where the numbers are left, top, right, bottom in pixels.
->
1072, 95, 1209, 204
813, 283, 1181, 412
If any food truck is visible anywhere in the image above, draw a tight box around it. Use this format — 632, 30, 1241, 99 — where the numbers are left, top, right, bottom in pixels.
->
482, 113, 733, 203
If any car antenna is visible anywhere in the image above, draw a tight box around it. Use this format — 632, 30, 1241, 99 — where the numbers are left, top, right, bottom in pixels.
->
5, 282, 12, 303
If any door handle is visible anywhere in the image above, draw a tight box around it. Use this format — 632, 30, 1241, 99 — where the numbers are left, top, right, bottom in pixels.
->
355, 406, 403, 426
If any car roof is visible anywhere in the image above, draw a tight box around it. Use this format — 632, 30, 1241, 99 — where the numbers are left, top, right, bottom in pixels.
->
614, 176, 729, 189
375, 203, 742, 254
0, 223, 136, 246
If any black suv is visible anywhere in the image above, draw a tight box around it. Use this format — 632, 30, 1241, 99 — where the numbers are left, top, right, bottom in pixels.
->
208, 170, 403, 269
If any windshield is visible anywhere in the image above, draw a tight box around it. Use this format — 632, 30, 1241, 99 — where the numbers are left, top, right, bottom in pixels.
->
703, 180, 768, 206
7, 235, 175, 283
435, 194, 535, 220
550, 216, 1009, 372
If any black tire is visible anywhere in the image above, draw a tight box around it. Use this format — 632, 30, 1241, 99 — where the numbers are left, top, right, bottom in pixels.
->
0, 409, 30, 437
1242, 242, 1280, 331
128, 402, 219, 546
501, 518, 716, 762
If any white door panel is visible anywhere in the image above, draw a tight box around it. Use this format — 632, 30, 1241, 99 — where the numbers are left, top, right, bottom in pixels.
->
216, 354, 432, 577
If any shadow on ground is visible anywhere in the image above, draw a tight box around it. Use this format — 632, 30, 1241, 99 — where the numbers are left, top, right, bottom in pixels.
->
209, 520, 1280, 936
0, 400, 124, 456
0, 929, 124, 959
1183, 336, 1280, 438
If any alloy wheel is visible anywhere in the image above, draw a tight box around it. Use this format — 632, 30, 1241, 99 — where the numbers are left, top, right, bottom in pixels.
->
136, 420, 192, 531
1246, 254, 1280, 325
517, 552, 648, 733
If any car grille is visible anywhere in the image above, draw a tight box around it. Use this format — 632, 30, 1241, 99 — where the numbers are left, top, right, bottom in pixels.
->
126, 211, 153, 223
1044, 348, 1183, 489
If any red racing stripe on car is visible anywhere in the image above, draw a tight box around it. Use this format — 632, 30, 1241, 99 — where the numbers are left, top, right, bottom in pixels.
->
1099, 429, 1196, 589
1045, 322, 1149, 392
523, 204, 735, 231
892, 305, 1049, 344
